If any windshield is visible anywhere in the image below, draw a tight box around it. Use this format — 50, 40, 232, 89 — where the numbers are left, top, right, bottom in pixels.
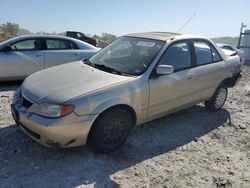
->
89, 36, 165, 76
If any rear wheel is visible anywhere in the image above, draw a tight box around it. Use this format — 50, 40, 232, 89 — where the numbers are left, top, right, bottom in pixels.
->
89, 107, 134, 153
205, 87, 228, 111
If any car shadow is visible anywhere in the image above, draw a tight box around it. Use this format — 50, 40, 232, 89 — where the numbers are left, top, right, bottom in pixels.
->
0, 81, 22, 92
0, 105, 230, 187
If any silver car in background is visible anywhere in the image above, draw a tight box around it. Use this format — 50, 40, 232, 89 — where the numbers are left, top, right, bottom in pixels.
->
216, 43, 245, 62
0, 35, 100, 81
11, 32, 242, 152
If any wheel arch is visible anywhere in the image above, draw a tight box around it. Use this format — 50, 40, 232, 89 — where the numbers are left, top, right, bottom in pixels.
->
86, 104, 137, 144
220, 77, 232, 88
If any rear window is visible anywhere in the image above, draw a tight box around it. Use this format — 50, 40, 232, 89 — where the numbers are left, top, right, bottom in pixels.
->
46, 39, 78, 50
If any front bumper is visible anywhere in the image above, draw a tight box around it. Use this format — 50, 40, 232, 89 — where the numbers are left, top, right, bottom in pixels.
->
11, 93, 98, 148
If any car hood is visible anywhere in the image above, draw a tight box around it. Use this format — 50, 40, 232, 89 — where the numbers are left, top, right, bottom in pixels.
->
21, 61, 134, 104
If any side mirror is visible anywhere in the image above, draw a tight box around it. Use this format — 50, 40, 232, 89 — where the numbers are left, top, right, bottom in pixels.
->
2, 45, 12, 52
156, 65, 174, 75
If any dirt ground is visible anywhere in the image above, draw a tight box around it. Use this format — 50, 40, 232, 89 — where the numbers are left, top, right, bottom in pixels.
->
0, 66, 249, 188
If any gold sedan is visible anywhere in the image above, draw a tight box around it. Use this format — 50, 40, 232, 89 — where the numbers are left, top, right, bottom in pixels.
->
11, 32, 242, 152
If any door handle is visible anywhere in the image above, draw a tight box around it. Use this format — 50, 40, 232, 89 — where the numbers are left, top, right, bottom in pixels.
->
73, 52, 80, 56
187, 73, 194, 79
33, 54, 43, 57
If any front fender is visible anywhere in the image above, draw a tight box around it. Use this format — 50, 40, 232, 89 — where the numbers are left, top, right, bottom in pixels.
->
90, 97, 132, 115
76, 96, 134, 116
71, 80, 149, 125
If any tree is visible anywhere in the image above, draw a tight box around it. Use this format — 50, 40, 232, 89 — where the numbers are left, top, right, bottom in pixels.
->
0, 22, 19, 36
17, 28, 33, 36
101, 33, 117, 42
92, 33, 117, 42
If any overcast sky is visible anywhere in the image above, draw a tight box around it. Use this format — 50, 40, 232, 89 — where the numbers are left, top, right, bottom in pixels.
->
1, 0, 250, 37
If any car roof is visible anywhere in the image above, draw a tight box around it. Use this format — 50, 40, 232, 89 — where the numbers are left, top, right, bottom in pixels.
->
0, 35, 77, 44
0, 34, 98, 50
125, 32, 210, 41
14, 34, 71, 39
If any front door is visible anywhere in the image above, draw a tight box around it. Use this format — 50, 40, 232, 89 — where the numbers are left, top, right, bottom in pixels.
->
0, 39, 44, 79
148, 41, 197, 120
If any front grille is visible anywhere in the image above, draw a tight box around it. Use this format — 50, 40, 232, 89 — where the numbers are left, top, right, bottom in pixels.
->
20, 124, 41, 140
21, 96, 33, 109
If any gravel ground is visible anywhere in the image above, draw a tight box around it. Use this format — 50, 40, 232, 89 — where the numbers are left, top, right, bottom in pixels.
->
0, 66, 249, 188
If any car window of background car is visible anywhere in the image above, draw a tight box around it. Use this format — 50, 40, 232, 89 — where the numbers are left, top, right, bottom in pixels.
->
10, 39, 41, 50
158, 41, 191, 71
90, 37, 165, 75
46, 39, 78, 50
221, 45, 234, 51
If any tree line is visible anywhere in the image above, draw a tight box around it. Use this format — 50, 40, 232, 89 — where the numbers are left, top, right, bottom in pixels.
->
0, 22, 116, 42
0, 22, 238, 46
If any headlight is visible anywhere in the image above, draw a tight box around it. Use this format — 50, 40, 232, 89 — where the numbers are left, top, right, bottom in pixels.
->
37, 103, 74, 118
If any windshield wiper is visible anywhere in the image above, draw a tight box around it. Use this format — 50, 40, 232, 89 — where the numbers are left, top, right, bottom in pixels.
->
82, 59, 119, 73
92, 64, 124, 75
82, 59, 93, 66
83, 60, 134, 76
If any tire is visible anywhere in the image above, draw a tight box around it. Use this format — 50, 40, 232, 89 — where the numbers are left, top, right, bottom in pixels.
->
89, 107, 134, 153
205, 87, 228, 111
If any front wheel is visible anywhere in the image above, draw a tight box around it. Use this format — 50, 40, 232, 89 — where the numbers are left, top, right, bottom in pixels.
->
89, 107, 134, 153
205, 87, 228, 111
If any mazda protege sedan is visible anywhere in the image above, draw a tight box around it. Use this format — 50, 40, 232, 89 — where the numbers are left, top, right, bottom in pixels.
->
11, 32, 242, 152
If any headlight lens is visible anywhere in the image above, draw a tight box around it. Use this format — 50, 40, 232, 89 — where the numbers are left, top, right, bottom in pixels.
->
38, 103, 74, 118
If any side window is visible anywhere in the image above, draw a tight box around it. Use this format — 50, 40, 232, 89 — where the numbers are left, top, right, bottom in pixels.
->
76, 33, 82, 38
194, 41, 212, 65
211, 45, 222, 62
69, 41, 78, 49
10, 39, 41, 50
158, 41, 192, 71
46, 39, 77, 50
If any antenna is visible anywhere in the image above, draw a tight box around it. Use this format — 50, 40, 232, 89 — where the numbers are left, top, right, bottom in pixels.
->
177, 13, 197, 33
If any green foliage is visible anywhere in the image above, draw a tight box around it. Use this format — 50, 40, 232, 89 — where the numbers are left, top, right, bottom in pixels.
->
0, 22, 19, 36
0, 22, 118, 43
1, 21, 240, 46
93, 33, 117, 42
17, 28, 33, 36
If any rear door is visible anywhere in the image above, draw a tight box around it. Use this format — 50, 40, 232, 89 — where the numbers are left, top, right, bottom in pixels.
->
148, 40, 197, 119
191, 40, 225, 101
0, 38, 44, 79
44, 38, 81, 68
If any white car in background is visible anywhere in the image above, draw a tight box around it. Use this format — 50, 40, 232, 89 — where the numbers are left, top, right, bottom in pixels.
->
216, 43, 245, 62
0, 35, 100, 81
